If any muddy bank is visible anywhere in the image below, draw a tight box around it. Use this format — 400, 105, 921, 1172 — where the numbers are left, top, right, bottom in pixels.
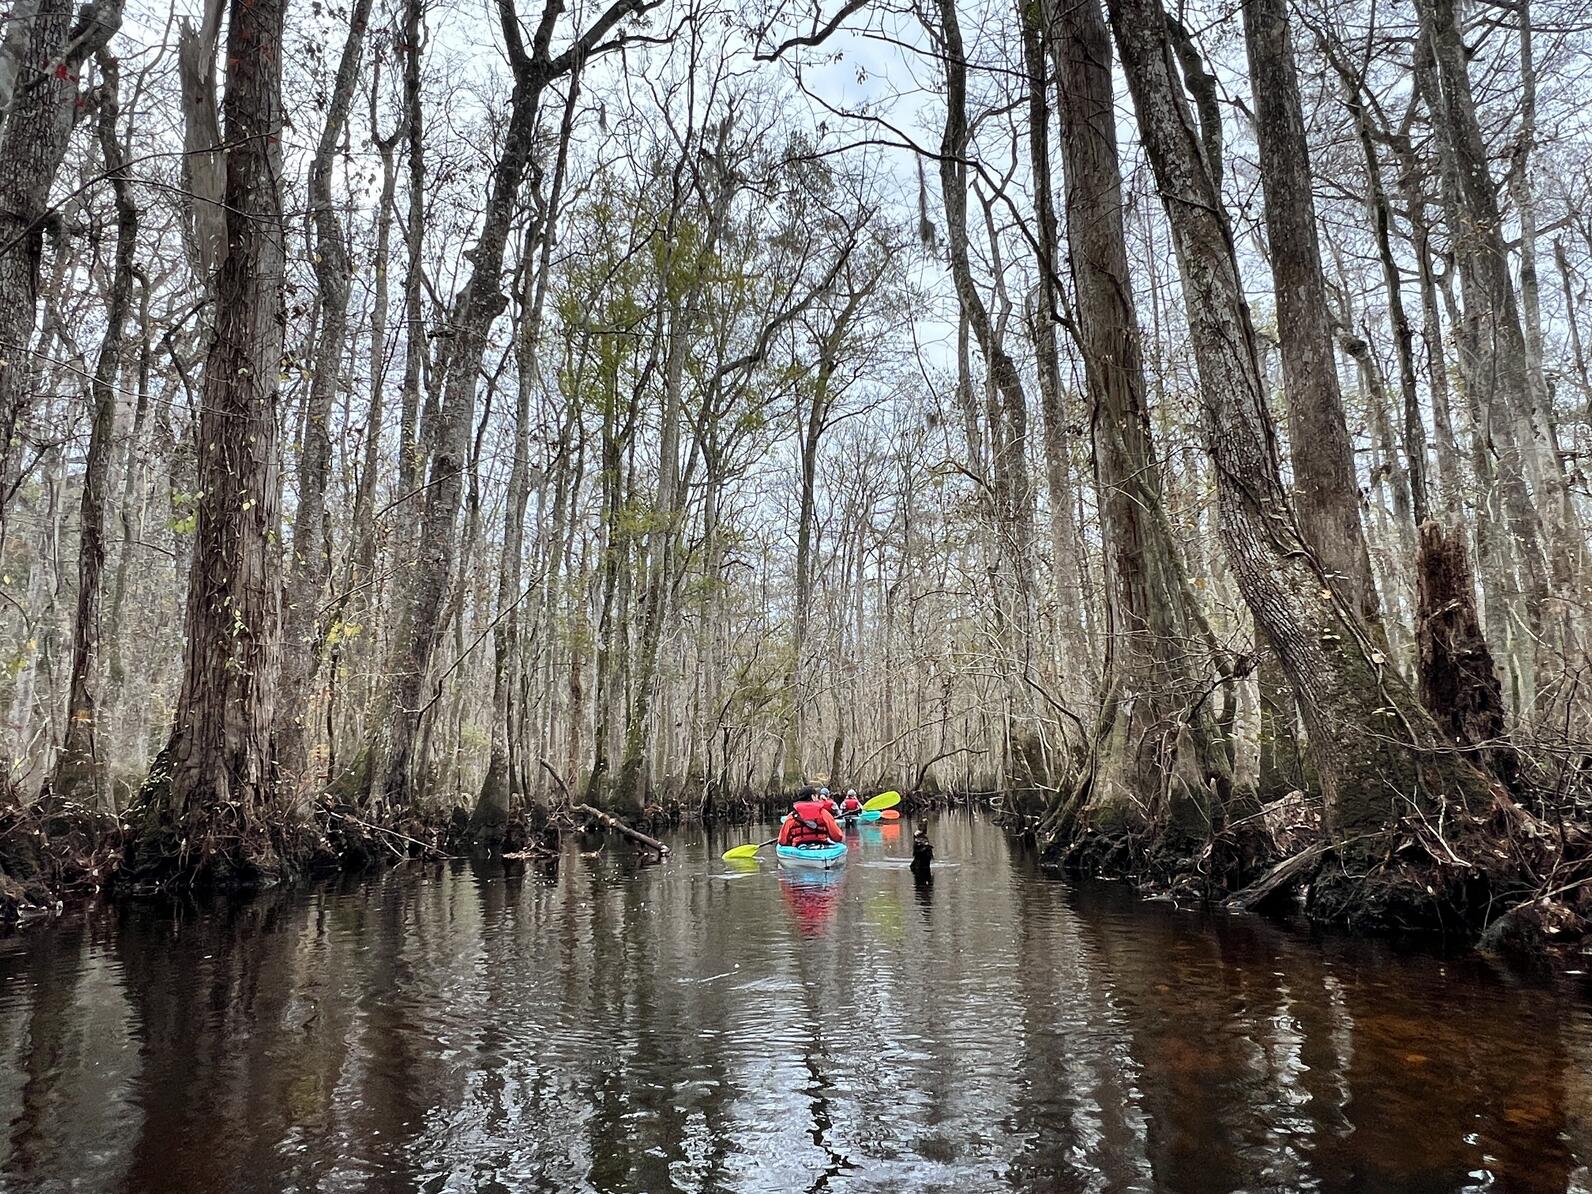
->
1035, 786, 1592, 963
0, 797, 544, 923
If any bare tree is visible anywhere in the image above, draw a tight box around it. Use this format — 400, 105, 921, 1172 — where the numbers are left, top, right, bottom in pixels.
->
0, 0, 121, 543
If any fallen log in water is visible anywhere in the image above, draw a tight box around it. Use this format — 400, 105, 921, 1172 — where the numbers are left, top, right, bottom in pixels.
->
573, 804, 670, 856
1226, 843, 1328, 913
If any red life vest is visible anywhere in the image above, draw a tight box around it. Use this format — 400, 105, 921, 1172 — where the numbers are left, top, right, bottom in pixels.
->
841, 796, 861, 813
786, 800, 836, 846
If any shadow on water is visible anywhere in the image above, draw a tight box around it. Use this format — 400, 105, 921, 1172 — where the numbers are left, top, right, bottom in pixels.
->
1, 810, 1591, 1191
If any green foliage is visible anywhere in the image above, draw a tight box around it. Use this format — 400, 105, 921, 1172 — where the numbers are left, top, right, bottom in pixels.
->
168, 490, 201, 535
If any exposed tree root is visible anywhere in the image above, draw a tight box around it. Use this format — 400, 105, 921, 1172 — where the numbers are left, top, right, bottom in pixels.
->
0, 794, 127, 922
1040, 762, 1592, 960
1306, 790, 1591, 947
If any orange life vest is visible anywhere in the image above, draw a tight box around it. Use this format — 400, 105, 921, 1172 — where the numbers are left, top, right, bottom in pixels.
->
785, 800, 836, 846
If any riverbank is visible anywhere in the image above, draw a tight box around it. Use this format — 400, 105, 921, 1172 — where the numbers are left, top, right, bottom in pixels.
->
7, 784, 1590, 967
1034, 787, 1592, 962
0, 786, 975, 924
0, 796, 488, 921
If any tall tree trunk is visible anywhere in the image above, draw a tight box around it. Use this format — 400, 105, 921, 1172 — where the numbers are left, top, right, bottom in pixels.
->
277, 0, 374, 803
104, 276, 152, 686
51, 51, 136, 808
785, 367, 825, 786
474, 80, 575, 832
363, 0, 427, 789
1242, 0, 1379, 626
1020, 0, 1091, 679
1045, 0, 1231, 850
1418, 0, 1571, 697
1327, 52, 1431, 527
1108, 0, 1495, 852
381, 0, 645, 806
932, 0, 1047, 800
341, 75, 400, 747
131, 0, 288, 881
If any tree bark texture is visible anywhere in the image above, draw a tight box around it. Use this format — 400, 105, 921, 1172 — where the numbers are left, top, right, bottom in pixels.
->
0, 0, 121, 542
1242, 0, 1379, 626
1108, 0, 1496, 844
1047, 0, 1229, 849
134, 0, 288, 876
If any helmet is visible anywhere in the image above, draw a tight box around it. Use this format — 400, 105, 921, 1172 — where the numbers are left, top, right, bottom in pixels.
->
820, 787, 830, 796
847, 789, 857, 797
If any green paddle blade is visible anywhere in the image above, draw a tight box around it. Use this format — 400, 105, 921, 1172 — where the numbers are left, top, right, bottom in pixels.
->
722, 841, 767, 861
863, 790, 901, 812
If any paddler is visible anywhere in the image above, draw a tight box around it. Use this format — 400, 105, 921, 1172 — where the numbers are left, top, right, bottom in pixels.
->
779, 789, 843, 849
840, 789, 862, 816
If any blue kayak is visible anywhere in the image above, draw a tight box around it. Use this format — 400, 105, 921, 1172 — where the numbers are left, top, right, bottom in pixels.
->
776, 841, 848, 869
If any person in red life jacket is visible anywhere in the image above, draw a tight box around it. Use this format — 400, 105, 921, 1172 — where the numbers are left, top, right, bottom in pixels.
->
840, 789, 862, 816
819, 786, 840, 817
779, 791, 842, 849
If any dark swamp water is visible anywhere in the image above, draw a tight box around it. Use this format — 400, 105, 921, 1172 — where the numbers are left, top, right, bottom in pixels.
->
3, 812, 1592, 1193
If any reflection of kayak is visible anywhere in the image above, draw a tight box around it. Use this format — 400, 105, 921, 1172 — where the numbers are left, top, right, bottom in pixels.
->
858, 820, 901, 844
779, 866, 844, 933
775, 841, 848, 868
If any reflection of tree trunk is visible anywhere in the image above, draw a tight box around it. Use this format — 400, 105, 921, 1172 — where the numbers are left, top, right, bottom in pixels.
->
1331, 955, 1573, 1190
115, 900, 319, 1190
8, 931, 78, 1177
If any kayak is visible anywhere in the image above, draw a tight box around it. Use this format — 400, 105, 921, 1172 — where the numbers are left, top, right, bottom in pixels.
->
776, 841, 848, 869
840, 810, 880, 826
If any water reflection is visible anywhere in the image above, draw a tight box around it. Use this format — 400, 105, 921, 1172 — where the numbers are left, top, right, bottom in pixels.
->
779, 870, 845, 936
1, 813, 1591, 1191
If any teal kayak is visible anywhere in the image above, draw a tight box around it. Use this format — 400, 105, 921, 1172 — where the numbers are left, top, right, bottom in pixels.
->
776, 841, 848, 869
840, 810, 880, 826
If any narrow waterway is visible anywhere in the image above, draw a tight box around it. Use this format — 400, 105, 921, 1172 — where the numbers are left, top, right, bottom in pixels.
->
2, 812, 1590, 1192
